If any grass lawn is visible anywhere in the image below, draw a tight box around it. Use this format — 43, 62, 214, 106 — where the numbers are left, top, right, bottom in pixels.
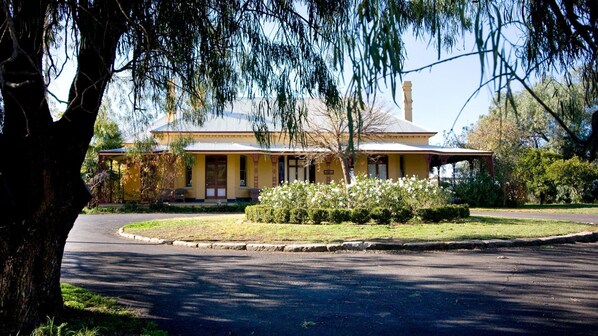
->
123, 214, 596, 244
472, 203, 598, 215
32, 283, 167, 336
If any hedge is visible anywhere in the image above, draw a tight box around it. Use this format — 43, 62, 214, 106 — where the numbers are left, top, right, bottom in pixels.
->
289, 208, 308, 224
351, 207, 371, 224
371, 207, 392, 224
244, 204, 469, 224
328, 208, 352, 223
416, 204, 470, 223
393, 207, 413, 223
245, 205, 274, 222
308, 208, 328, 224
273, 208, 290, 223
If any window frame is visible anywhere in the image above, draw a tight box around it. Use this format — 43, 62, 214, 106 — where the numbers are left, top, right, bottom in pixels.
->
239, 155, 247, 187
185, 164, 193, 187
367, 155, 389, 180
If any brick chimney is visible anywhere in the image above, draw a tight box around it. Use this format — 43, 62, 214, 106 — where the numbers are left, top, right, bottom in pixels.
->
402, 81, 413, 122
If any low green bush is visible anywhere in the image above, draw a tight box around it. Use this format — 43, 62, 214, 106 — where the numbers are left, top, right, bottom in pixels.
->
308, 208, 328, 224
393, 207, 413, 223
417, 204, 470, 223
351, 207, 371, 224
371, 207, 392, 224
244, 205, 257, 221
290, 208, 308, 224
245, 205, 274, 222
328, 208, 352, 224
456, 204, 470, 218
273, 208, 290, 223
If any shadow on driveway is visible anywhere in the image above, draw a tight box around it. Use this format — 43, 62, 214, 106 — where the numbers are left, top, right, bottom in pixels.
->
62, 244, 598, 335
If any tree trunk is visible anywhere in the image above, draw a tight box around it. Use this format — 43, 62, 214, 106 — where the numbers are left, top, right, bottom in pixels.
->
0, 1, 126, 333
0, 72, 92, 333
339, 156, 352, 184
0, 141, 89, 333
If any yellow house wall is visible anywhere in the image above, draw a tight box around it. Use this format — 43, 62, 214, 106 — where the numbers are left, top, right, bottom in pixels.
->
314, 158, 345, 183
149, 132, 433, 147
388, 154, 400, 180
120, 152, 430, 202
192, 155, 206, 199
257, 154, 274, 189
353, 155, 368, 176
123, 163, 140, 201
403, 154, 428, 178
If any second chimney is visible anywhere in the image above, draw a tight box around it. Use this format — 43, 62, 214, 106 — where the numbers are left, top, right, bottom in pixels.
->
402, 81, 413, 122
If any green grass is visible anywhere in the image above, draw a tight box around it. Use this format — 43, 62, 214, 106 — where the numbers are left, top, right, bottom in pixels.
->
473, 203, 598, 215
31, 283, 167, 336
123, 214, 596, 244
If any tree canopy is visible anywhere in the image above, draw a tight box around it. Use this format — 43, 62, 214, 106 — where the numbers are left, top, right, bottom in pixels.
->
1, 0, 597, 334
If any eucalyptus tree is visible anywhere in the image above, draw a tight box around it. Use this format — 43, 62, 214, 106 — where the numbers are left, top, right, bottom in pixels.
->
0, 0, 469, 333
468, 0, 597, 160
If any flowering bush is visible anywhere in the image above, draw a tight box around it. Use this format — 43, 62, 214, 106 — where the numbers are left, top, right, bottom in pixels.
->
258, 175, 452, 212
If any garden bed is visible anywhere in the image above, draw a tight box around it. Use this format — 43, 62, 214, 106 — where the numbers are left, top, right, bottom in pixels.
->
123, 214, 595, 244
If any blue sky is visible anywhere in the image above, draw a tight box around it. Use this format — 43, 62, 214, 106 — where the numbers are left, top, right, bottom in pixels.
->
375, 35, 495, 145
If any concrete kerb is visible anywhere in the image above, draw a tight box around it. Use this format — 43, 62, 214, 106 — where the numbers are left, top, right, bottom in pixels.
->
117, 229, 598, 253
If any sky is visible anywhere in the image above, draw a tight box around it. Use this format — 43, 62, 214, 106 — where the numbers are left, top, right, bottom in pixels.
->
375, 35, 496, 145
48, 34, 495, 146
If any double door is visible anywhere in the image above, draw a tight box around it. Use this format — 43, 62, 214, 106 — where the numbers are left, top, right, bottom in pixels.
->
206, 155, 227, 199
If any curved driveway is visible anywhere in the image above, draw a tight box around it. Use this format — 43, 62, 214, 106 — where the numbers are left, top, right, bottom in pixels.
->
470, 210, 597, 224
62, 214, 598, 336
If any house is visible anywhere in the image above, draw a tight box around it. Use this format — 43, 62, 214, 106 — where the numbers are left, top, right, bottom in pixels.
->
98, 82, 493, 203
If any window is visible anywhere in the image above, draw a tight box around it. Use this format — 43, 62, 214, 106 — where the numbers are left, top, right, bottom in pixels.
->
368, 155, 388, 179
240, 155, 247, 187
288, 156, 307, 182
185, 165, 193, 187
278, 156, 285, 185
399, 155, 405, 178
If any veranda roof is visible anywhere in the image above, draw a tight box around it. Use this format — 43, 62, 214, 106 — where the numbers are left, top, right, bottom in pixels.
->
100, 142, 491, 157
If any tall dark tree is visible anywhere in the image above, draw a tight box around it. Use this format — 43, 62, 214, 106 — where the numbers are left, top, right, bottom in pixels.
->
0, 0, 467, 333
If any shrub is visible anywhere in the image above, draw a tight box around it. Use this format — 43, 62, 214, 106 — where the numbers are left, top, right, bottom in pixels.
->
308, 208, 328, 224
328, 208, 351, 224
351, 207, 371, 224
273, 208, 290, 223
393, 207, 413, 223
123, 202, 140, 212
245, 205, 274, 222
370, 207, 392, 224
416, 205, 470, 223
546, 157, 598, 203
289, 208, 308, 224
245, 205, 257, 221
258, 176, 451, 212
456, 204, 470, 218
452, 173, 502, 207
260, 206, 274, 223
416, 208, 444, 223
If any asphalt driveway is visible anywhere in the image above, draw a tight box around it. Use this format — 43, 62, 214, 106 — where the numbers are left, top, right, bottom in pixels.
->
62, 214, 598, 335
470, 210, 598, 224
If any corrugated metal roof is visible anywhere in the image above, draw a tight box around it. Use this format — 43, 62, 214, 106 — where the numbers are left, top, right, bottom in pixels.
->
148, 99, 434, 135
357, 143, 492, 156
101, 142, 491, 156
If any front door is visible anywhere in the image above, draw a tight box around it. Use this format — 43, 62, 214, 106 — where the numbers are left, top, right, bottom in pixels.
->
206, 155, 227, 199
